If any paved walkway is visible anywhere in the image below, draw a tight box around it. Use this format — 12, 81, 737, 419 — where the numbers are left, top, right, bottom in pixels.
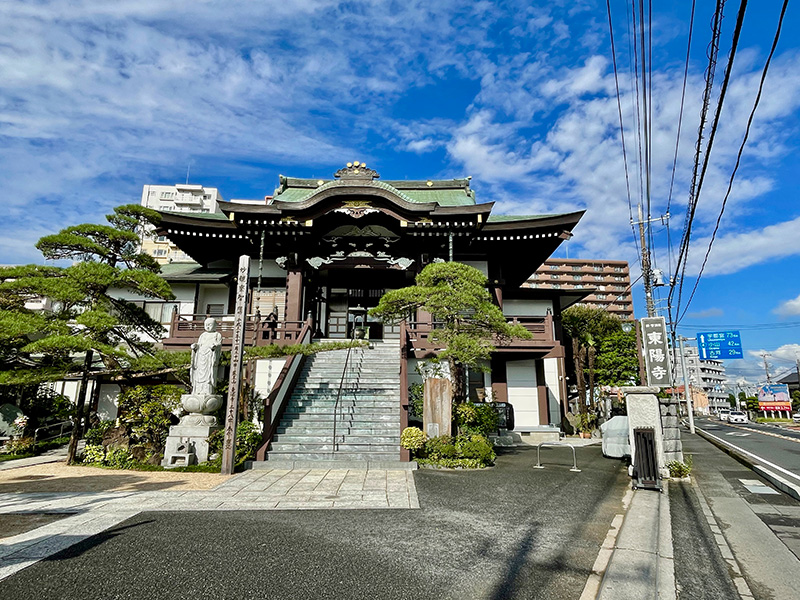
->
0, 467, 418, 581
0, 446, 71, 471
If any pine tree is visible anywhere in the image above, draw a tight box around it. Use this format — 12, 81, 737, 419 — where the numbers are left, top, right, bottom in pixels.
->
0, 205, 175, 463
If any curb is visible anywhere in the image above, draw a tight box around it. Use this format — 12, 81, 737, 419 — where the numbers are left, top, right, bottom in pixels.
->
693, 426, 800, 502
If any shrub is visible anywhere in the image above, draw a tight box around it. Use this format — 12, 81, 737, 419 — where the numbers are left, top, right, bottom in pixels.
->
118, 385, 182, 451
207, 420, 262, 467
408, 382, 424, 419
425, 435, 458, 459
85, 421, 115, 446
455, 403, 499, 437
3, 437, 35, 456
82, 444, 106, 464
456, 434, 495, 464
666, 454, 693, 478
400, 427, 427, 451
104, 446, 134, 469
417, 457, 487, 469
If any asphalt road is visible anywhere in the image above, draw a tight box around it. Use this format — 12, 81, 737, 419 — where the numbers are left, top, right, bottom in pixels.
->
0, 446, 628, 600
694, 417, 800, 486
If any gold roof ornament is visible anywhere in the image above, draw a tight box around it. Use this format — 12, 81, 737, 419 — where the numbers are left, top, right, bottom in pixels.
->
334, 162, 380, 181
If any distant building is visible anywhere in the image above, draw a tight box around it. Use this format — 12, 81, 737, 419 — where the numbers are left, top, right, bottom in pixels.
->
674, 345, 729, 413
523, 258, 634, 320
140, 184, 224, 263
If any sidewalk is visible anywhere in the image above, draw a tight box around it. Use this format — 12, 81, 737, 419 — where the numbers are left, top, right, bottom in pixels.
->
592, 484, 675, 600
0, 446, 72, 471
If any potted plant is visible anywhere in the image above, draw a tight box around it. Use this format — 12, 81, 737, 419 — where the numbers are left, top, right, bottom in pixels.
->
576, 413, 597, 438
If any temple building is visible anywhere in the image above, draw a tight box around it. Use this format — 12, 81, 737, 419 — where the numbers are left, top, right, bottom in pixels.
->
154, 162, 587, 462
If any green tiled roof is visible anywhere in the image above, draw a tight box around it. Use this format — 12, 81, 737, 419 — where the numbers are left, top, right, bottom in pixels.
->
486, 214, 558, 223
272, 178, 476, 207
158, 262, 230, 281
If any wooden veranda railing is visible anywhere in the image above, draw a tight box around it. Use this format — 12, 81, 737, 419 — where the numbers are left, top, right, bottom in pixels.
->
163, 313, 306, 349
404, 315, 557, 354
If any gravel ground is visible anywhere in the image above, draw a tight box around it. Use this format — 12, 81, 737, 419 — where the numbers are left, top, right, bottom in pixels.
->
0, 461, 230, 493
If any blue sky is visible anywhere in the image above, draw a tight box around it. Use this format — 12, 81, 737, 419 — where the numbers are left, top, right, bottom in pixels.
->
1, 0, 798, 385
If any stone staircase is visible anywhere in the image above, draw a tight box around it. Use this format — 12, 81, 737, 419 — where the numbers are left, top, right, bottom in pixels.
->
264, 341, 403, 463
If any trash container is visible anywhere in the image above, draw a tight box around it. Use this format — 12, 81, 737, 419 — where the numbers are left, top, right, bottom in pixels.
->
491, 402, 515, 431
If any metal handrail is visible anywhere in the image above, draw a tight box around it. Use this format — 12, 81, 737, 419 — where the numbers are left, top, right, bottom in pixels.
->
533, 442, 581, 472
332, 344, 356, 455
33, 420, 73, 446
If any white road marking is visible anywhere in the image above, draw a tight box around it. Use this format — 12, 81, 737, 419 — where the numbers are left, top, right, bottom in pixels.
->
697, 427, 800, 485
739, 479, 780, 495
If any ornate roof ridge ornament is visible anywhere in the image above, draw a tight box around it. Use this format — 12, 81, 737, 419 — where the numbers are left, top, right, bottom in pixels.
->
334, 161, 380, 180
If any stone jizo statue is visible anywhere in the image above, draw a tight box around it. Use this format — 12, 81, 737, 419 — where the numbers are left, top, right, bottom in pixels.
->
181, 317, 223, 423
190, 317, 222, 397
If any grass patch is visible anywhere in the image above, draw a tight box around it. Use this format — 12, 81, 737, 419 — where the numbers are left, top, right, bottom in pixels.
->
0, 453, 34, 462
756, 417, 793, 423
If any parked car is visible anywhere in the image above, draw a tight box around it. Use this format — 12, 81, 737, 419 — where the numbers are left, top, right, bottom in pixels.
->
728, 410, 747, 424
792, 413, 800, 423
718, 409, 731, 421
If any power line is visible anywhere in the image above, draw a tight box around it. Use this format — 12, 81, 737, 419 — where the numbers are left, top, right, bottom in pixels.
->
669, 1, 726, 311
679, 0, 788, 320
604, 0, 642, 267
678, 321, 800, 330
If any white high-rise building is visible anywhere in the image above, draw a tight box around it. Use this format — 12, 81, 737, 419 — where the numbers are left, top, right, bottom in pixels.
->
140, 184, 224, 263
674, 345, 729, 413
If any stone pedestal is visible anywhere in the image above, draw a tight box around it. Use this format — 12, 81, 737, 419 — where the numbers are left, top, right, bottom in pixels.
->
161, 393, 222, 468
623, 386, 667, 476
162, 424, 218, 467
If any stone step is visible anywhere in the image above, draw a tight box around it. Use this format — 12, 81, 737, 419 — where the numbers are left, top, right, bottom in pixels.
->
272, 434, 400, 445
247, 458, 415, 470
281, 416, 398, 427
283, 405, 398, 415
293, 382, 399, 391
269, 442, 400, 453
275, 425, 399, 435
258, 453, 406, 464
287, 400, 398, 409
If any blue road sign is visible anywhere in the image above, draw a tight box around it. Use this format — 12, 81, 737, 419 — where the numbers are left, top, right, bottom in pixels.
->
697, 330, 743, 359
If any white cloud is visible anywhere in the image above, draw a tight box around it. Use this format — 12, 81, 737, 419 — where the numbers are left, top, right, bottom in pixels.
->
682, 216, 800, 276
775, 295, 800, 317
686, 308, 724, 319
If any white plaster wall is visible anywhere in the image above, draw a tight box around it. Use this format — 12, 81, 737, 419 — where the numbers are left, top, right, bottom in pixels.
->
460, 261, 488, 276
97, 384, 120, 421
254, 358, 288, 398
502, 299, 553, 317
197, 284, 229, 315
544, 358, 561, 425
506, 359, 540, 429
254, 261, 286, 278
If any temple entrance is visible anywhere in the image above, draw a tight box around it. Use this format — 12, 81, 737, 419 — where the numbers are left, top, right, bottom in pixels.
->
313, 269, 409, 340
324, 286, 400, 339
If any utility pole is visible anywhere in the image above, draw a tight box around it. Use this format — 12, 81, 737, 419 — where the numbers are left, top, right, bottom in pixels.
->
761, 352, 772, 384
678, 336, 696, 434
636, 203, 656, 317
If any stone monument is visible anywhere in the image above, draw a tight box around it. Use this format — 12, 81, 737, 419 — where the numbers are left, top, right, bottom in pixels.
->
162, 317, 224, 467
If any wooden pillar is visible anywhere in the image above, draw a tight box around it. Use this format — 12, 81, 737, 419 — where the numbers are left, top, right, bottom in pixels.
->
536, 360, 549, 425
399, 321, 410, 461
490, 354, 508, 403
285, 268, 303, 322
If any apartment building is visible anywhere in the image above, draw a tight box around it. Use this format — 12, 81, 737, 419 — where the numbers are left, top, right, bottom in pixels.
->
140, 184, 224, 263
674, 345, 729, 413
523, 258, 634, 320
